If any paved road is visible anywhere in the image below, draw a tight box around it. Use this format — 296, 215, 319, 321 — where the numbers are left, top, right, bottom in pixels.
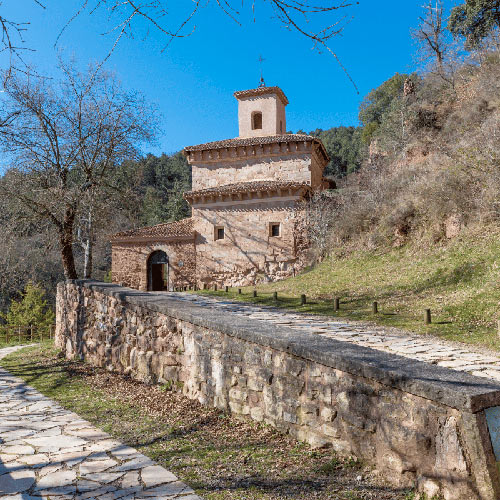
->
0, 345, 201, 500
172, 293, 500, 382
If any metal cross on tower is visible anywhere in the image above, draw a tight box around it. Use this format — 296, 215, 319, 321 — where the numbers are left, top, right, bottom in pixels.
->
258, 55, 266, 88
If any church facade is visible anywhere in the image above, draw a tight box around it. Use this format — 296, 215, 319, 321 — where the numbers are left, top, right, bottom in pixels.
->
110, 85, 329, 291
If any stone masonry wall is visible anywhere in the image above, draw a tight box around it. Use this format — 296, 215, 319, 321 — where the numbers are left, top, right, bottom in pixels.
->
193, 201, 308, 287
111, 240, 196, 291
190, 150, 314, 191
56, 281, 500, 500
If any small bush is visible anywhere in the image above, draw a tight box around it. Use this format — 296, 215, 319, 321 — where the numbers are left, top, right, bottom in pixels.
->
1, 282, 54, 333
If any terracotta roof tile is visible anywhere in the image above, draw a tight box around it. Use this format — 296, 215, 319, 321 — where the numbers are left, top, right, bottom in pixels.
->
184, 134, 320, 153
111, 218, 194, 241
233, 86, 289, 105
184, 180, 310, 199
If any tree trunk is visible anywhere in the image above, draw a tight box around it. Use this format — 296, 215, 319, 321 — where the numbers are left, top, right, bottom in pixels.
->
60, 207, 78, 280
83, 238, 92, 279
83, 209, 93, 279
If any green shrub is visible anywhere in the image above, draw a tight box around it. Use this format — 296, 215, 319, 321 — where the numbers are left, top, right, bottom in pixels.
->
1, 282, 54, 333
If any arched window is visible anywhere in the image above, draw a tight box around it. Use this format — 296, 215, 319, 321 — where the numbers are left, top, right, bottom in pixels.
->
252, 111, 263, 130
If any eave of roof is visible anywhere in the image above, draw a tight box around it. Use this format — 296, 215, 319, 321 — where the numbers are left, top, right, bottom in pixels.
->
110, 235, 194, 244
184, 180, 311, 201
110, 218, 194, 243
233, 86, 289, 106
183, 134, 328, 161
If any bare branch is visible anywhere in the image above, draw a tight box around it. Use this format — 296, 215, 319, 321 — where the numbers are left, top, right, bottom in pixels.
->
0, 61, 158, 279
58, 0, 359, 91
0, 1, 45, 75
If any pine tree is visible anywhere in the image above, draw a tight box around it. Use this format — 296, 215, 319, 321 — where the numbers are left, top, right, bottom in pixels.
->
2, 282, 55, 333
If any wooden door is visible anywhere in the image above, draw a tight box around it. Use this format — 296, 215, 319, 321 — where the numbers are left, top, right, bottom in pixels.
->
151, 264, 164, 291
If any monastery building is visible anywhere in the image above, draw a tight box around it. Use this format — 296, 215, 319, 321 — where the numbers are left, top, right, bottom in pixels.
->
110, 85, 330, 291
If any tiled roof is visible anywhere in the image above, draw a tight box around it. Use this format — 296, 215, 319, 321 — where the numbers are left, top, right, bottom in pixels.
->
184, 134, 320, 153
111, 218, 194, 241
184, 180, 310, 199
233, 86, 289, 105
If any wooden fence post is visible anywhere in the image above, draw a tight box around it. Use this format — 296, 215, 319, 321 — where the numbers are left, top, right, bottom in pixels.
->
425, 309, 432, 325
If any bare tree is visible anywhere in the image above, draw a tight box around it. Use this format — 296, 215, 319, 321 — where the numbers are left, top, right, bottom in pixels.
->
303, 191, 339, 260
413, 1, 447, 74
0, 62, 157, 279
412, 1, 464, 88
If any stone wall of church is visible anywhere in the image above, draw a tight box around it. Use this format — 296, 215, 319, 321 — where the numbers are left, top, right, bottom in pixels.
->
311, 146, 328, 188
191, 150, 315, 191
111, 240, 196, 291
192, 200, 308, 287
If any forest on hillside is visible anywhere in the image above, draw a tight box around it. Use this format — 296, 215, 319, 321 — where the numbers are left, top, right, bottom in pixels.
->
1, 0, 500, 318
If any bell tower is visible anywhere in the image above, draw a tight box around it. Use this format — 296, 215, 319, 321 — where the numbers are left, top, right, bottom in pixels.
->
233, 86, 288, 139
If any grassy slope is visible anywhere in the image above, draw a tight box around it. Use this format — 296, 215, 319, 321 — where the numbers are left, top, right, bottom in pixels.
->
201, 228, 500, 351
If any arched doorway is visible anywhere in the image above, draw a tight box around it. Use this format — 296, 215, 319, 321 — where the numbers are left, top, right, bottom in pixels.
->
147, 250, 169, 291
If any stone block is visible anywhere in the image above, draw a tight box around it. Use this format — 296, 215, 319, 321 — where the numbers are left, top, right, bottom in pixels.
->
250, 406, 264, 422
229, 388, 247, 402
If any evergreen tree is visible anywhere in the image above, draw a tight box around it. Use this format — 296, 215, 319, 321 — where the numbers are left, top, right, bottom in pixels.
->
1, 282, 55, 333
358, 73, 413, 144
449, 0, 500, 49
309, 127, 363, 177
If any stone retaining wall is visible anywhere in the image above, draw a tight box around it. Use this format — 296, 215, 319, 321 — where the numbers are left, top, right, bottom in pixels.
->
56, 280, 500, 500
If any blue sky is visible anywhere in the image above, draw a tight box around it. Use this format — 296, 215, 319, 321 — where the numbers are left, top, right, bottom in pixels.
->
1, 1, 458, 154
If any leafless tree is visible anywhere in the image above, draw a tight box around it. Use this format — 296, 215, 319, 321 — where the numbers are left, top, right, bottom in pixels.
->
413, 1, 447, 72
303, 191, 339, 260
412, 1, 464, 88
0, 62, 157, 279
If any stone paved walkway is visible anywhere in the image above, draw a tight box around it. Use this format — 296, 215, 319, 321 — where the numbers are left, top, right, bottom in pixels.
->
172, 293, 500, 383
0, 346, 202, 500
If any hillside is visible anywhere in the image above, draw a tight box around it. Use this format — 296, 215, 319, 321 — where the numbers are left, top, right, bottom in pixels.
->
202, 225, 500, 351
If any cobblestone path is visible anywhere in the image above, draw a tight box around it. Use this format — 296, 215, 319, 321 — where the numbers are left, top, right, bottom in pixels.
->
0, 346, 202, 500
173, 293, 500, 383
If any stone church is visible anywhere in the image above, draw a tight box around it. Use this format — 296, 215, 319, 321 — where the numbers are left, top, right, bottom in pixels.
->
110, 85, 330, 291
